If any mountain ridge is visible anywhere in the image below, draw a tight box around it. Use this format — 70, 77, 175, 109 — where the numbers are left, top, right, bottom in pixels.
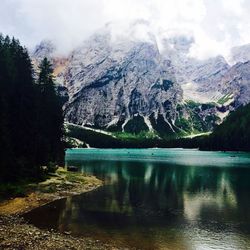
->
32, 26, 250, 138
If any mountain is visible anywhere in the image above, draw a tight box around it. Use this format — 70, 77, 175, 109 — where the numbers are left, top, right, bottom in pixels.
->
219, 61, 250, 107
32, 40, 55, 62
32, 24, 250, 139
62, 32, 185, 137
230, 44, 250, 64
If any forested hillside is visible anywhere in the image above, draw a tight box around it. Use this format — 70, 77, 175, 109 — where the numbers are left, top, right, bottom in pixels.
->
201, 103, 250, 151
0, 35, 64, 182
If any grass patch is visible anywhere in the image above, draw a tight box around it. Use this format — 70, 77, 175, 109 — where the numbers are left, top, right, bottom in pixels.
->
217, 94, 233, 105
185, 100, 201, 109
113, 131, 158, 140
39, 185, 57, 193
57, 168, 87, 184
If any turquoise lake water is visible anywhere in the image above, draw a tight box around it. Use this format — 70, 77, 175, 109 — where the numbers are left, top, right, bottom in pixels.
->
25, 149, 250, 249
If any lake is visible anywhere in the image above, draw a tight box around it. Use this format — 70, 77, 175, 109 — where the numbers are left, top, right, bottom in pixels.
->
24, 149, 250, 249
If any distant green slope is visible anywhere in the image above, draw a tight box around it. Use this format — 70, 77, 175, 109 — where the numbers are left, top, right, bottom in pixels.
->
65, 123, 164, 148
169, 103, 250, 151
65, 123, 207, 148
65, 101, 250, 151
201, 103, 250, 151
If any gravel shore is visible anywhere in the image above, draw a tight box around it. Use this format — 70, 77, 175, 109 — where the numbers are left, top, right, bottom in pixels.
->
0, 215, 124, 250
0, 168, 127, 250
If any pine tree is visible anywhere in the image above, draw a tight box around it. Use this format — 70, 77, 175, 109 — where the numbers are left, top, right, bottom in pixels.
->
36, 58, 64, 167
0, 35, 39, 180
0, 36, 65, 182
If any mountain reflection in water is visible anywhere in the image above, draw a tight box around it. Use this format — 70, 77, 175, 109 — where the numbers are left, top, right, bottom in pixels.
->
24, 149, 250, 250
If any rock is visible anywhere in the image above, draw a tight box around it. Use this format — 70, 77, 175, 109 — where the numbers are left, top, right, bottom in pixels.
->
64, 231, 71, 235
41, 166, 48, 171
63, 32, 183, 135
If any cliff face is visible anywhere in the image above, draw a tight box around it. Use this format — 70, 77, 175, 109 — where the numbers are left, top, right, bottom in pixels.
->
32, 28, 250, 137
62, 34, 183, 135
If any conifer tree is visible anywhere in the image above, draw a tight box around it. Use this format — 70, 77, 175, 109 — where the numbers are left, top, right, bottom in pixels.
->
0, 36, 64, 182
0, 35, 38, 180
37, 58, 64, 167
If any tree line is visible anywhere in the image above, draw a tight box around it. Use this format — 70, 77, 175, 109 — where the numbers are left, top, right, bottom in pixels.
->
200, 103, 250, 151
166, 103, 250, 152
0, 35, 64, 182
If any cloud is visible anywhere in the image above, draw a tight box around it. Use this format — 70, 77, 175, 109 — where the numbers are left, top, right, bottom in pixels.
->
0, 0, 106, 53
0, 0, 250, 59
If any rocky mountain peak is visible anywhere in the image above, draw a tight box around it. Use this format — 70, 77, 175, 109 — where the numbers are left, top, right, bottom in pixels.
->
230, 44, 250, 65
32, 40, 56, 62
32, 26, 250, 137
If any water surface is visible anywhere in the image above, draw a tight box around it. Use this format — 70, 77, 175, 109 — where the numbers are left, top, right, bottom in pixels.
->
24, 149, 250, 249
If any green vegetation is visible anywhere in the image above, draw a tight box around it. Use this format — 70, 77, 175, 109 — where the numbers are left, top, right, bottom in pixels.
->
66, 123, 165, 148
177, 100, 219, 133
124, 115, 149, 133
169, 102, 250, 151
66, 123, 209, 149
175, 117, 193, 133
149, 114, 177, 140
66, 101, 250, 152
217, 94, 233, 105
0, 35, 64, 184
113, 131, 158, 140
105, 100, 218, 140
190, 112, 207, 132
0, 182, 28, 199
185, 100, 201, 109
65, 136, 87, 148
201, 103, 250, 151
66, 124, 124, 148
56, 167, 88, 184
36, 58, 65, 166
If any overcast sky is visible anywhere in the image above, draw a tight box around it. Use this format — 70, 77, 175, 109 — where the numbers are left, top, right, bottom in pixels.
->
1, 0, 250, 59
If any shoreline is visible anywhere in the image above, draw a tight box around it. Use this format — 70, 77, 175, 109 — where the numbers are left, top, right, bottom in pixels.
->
0, 168, 123, 249
0, 167, 102, 216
